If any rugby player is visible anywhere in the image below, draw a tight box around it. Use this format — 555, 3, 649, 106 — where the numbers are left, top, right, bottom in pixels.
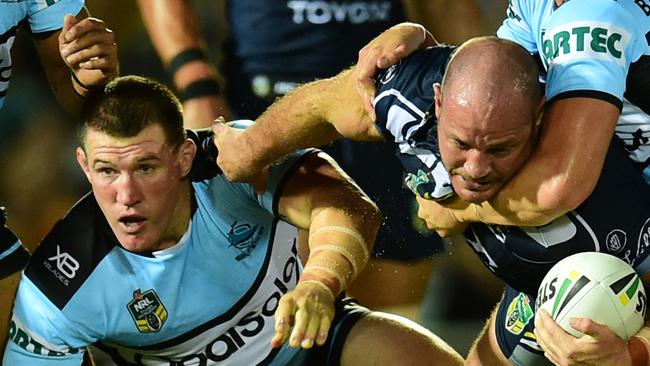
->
2, 75, 463, 365
0, 0, 118, 354
210, 35, 650, 365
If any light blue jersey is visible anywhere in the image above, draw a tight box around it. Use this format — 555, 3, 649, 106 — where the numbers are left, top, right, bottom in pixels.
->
497, 0, 650, 171
3, 148, 315, 365
0, 0, 83, 109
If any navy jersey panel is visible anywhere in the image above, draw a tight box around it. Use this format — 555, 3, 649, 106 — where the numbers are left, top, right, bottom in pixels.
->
326, 46, 458, 260
372, 46, 456, 201
225, 0, 405, 78
223, 0, 406, 119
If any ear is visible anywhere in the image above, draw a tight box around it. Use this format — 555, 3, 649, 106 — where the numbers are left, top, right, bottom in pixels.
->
433, 83, 443, 119
178, 138, 197, 178
76, 147, 92, 183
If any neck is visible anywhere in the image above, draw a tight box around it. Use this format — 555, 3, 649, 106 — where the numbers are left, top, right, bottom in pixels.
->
157, 183, 192, 251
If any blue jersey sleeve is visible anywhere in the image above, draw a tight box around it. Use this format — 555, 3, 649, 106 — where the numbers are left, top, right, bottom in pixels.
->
27, 0, 83, 34
3, 277, 89, 365
496, 0, 538, 53
541, 0, 647, 104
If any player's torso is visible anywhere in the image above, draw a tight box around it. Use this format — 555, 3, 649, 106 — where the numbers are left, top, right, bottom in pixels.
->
21, 182, 304, 365
226, 0, 405, 77
371, 46, 650, 297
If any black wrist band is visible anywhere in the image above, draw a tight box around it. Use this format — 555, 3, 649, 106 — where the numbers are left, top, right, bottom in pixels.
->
179, 79, 222, 102
167, 49, 207, 77
70, 71, 102, 97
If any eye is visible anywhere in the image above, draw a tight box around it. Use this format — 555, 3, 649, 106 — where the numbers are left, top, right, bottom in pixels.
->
138, 164, 155, 174
487, 146, 512, 156
97, 167, 116, 176
452, 139, 470, 150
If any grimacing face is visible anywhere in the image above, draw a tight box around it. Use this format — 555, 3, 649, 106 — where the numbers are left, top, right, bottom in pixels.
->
434, 84, 538, 203
76, 124, 195, 252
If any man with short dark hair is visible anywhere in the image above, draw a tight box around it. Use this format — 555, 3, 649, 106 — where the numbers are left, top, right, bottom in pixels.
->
3, 75, 463, 366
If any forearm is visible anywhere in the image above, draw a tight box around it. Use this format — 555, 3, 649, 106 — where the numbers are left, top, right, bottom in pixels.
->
138, 0, 228, 126
245, 70, 377, 173
279, 154, 381, 296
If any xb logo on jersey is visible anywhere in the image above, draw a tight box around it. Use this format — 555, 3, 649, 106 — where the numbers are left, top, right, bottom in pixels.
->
127, 289, 168, 333
228, 221, 263, 261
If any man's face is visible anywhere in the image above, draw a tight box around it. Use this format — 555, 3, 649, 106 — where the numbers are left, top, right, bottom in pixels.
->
77, 124, 194, 252
435, 84, 538, 203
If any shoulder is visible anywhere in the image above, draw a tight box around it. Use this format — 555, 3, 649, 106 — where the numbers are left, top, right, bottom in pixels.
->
24, 192, 120, 310
26, 0, 84, 34
374, 46, 454, 110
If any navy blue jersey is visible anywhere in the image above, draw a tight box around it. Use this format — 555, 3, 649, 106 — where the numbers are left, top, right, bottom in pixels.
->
225, 0, 405, 78
372, 46, 650, 296
223, 0, 407, 119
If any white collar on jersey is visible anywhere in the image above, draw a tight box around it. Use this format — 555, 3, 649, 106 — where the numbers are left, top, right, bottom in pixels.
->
151, 219, 193, 259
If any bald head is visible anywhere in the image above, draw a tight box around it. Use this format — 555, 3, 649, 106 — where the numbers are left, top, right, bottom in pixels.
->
440, 36, 541, 117
434, 37, 543, 203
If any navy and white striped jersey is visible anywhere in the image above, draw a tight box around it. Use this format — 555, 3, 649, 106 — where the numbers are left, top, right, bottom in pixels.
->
4, 147, 316, 365
373, 45, 455, 201
372, 46, 650, 296
0, 0, 83, 109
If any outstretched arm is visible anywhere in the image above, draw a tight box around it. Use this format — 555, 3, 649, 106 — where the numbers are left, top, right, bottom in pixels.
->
34, 8, 118, 118
268, 152, 381, 349
138, 0, 231, 128
213, 68, 382, 182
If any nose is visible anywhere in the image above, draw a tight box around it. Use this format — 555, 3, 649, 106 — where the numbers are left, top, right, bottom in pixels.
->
463, 150, 491, 180
115, 173, 142, 208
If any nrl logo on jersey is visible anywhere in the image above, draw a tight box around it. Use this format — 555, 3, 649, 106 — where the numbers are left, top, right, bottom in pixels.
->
127, 289, 168, 333
228, 221, 263, 261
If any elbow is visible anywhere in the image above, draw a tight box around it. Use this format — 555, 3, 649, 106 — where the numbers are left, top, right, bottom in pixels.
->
538, 174, 595, 216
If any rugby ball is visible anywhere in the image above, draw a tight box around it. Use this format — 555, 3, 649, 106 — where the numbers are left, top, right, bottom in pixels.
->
535, 252, 646, 341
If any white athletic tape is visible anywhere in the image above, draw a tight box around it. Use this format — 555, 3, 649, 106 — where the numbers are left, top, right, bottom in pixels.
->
310, 244, 366, 278
309, 226, 369, 259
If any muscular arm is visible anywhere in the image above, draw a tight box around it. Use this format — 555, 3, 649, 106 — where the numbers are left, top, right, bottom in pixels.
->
214, 68, 382, 181
137, 0, 231, 127
266, 152, 381, 348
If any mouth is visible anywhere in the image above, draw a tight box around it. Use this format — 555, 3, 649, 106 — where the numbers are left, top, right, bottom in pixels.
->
458, 176, 493, 191
118, 215, 147, 234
